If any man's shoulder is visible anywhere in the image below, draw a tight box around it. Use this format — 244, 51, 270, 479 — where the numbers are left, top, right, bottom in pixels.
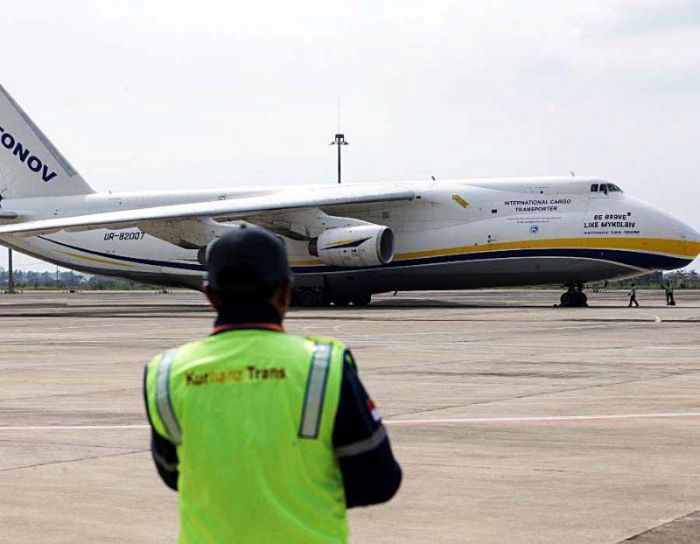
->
146, 337, 211, 368
301, 335, 348, 350
300, 336, 349, 363
147, 334, 348, 370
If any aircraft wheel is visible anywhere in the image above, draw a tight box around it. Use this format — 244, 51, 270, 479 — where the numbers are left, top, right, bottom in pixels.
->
560, 292, 574, 307
351, 294, 372, 307
333, 296, 351, 307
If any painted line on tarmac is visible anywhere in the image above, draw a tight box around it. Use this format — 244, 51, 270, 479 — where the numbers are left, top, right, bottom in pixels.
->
385, 412, 700, 426
0, 424, 149, 431
3, 412, 700, 431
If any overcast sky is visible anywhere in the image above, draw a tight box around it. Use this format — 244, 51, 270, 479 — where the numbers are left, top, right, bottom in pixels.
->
1, 0, 699, 270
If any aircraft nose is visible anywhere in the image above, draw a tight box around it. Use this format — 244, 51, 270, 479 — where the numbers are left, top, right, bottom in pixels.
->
688, 224, 700, 243
670, 215, 700, 262
686, 225, 700, 259
640, 198, 700, 267
674, 214, 700, 242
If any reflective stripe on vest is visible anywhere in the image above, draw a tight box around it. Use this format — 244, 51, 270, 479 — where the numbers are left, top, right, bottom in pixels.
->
155, 349, 182, 444
335, 424, 387, 458
299, 342, 332, 439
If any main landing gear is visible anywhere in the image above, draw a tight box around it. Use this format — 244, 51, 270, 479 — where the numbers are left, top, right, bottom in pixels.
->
558, 284, 588, 308
291, 287, 372, 308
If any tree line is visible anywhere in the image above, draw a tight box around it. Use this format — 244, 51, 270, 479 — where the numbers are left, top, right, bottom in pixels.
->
0, 267, 697, 291
0, 268, 154, 290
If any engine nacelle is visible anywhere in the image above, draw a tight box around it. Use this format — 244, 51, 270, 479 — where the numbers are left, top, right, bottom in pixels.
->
309, 225, 395, 267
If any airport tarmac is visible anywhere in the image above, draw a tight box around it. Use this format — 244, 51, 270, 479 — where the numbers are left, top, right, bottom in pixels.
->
1, 288, 699, 543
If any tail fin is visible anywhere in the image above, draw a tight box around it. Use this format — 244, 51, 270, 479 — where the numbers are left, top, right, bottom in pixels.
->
0, 85, 93, 199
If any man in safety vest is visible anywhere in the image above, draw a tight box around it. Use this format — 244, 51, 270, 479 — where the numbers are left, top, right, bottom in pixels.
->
143, 224, 402, 543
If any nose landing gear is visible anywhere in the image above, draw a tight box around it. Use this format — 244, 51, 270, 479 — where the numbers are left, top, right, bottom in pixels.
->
558, 284, 588, 307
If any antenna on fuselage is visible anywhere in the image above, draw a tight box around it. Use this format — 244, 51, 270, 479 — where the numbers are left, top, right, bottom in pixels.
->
570, 171, 575, 177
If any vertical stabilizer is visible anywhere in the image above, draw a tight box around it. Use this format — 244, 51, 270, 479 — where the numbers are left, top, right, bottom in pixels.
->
0, 85, 93, 198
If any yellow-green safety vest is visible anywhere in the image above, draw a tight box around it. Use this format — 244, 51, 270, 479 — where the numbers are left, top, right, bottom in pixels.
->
144, 329, 348, 543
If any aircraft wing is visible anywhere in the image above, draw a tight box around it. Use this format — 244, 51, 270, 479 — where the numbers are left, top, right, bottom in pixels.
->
0, 185, 415, 236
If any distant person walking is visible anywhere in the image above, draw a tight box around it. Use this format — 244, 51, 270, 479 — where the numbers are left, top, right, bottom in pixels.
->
628, 283, 639, 307
665, 282, 675, 306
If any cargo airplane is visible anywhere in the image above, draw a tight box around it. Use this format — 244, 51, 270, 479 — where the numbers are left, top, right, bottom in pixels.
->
0, 85, 697, 307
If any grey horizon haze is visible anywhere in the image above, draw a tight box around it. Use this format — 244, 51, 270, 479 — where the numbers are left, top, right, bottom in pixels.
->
1, 0, 699, 271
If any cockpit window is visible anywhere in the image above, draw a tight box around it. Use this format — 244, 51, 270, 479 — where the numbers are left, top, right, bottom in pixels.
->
595, 183, 623, 194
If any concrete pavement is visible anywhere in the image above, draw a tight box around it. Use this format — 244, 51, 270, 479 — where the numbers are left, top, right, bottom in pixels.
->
0, 289, 699, 543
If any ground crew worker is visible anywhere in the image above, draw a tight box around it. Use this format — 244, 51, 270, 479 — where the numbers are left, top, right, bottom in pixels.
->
665, 282, 675, 305
143, 225, 402, 543
628, 283, 639, 307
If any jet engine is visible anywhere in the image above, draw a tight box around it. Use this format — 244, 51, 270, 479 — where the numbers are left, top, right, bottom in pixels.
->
309, 224, 395, 267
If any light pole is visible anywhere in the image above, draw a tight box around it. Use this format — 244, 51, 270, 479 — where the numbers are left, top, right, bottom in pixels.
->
330, 133, 348, 184
7, 248, 14, 294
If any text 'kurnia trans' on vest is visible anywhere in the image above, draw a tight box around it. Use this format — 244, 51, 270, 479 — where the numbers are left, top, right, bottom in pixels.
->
186, 366, 287, 386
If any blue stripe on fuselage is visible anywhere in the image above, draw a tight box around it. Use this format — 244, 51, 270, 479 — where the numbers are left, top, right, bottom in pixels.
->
38, 236, 691, 275
292, 248, 691, 274
39, 236, 204, 271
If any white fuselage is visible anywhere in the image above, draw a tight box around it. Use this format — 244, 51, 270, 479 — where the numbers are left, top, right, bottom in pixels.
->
1, 177, 698, 294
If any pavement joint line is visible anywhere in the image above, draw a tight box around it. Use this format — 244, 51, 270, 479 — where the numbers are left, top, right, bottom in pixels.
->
0, 448, 149, 473
0, 424, 150, 431
386, 412, 700, 425
3, 412, 700, 432
0, 437, 139, 449
400, 462, 671, 477
0, 386, 138, 402
390, 367, 700, 418
387, 376, 643, 418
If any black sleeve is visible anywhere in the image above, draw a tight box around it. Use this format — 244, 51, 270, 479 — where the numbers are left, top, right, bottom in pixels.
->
143, 365, 179, 491
151, 429, 179, 491
332, 350, 402, 508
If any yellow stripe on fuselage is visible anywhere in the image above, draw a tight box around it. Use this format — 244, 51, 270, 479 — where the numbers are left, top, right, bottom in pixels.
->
394, 237, 700, 261
59, 251, 136, 268
290, 237, 700, 267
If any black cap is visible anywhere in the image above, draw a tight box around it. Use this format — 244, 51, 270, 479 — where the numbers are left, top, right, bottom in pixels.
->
206, 224, 291, 296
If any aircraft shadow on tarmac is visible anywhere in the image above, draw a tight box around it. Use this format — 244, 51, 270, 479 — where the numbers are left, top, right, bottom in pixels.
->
346, 298, 548, 309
